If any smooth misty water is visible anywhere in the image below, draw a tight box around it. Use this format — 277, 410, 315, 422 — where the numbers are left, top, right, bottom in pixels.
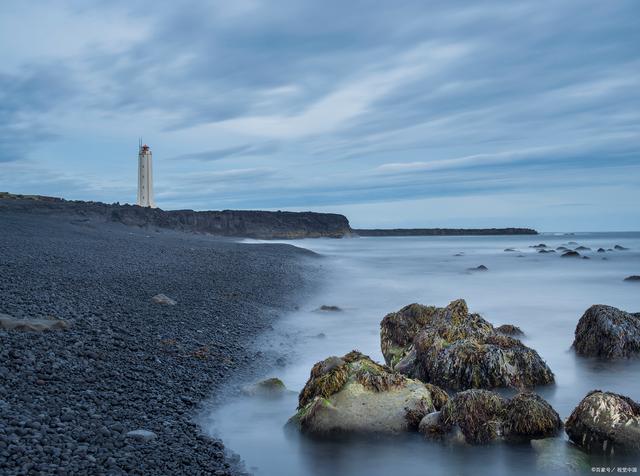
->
203, 233, 640, 476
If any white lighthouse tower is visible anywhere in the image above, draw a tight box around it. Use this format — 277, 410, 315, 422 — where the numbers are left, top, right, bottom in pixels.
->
137, 139, 156, 208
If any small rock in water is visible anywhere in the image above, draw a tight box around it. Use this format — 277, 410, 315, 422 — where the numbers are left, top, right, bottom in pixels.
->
125, 429, 157, 442
567, 241, 579, 245
504, 248, 517, 252
242, 377, 287, 397
582, 256, 590, 260
556, 246, 568, 251
561, 251, 580, 258
315, 305, 342, 312
575, 246, 591, 251
453, 252, 464, 257
530, 244, 547, 248
468, 265, 488, 271
151, 294, 177, 305
597, 248, 606, 253
623, 275, 640, 282
538, 249, 555, 254
314, 332, 327, 338
614, 245, 629, 250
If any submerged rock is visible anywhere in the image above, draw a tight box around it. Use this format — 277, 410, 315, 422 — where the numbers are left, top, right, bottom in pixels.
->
380, 300, 554, 390
556, 246, 568, 251
614, 245, 629, 250
468, 265, 488, 271
573, 305, 640, 358
504, 248, 517, 252
531, 244, 547, 248
495, 324, 524, 336
151, 294, 177, 305
623, 275, 640, 282
289, 350, 448, 435
0, 314, 69, 331
575, 246, 591, 251
315, 305, 343, 312
561, 251, 580, 258
565, 390, 640, 455
420, 390, 561, 445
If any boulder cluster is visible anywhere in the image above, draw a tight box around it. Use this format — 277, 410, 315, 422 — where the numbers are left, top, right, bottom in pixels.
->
380, 299, 554, 390
288, 299, 640, 456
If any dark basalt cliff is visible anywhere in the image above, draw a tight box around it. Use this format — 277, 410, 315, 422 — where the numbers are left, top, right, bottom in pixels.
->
355, 227, 538, 236
0, 193, 353, 239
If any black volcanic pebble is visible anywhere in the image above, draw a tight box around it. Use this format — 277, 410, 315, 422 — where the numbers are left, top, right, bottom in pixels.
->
0, 211, 315, 475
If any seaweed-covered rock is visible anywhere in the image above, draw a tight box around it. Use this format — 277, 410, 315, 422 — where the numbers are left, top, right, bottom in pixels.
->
502, 393, 562, 442
420, 390, 560, 445
495, 324, 524, 336
565, 391, 640, 455
573, 305, 640, 358
381, 299, 554, 390
289, 351, 448, 435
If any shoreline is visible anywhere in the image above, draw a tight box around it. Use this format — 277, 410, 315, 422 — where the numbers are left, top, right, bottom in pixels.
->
0, 210, 318, 475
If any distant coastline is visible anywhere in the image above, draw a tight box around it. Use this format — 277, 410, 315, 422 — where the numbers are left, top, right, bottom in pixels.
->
0, 192, 538, 238
354, 227, 538, 236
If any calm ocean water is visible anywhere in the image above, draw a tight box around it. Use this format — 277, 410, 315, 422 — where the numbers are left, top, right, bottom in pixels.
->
203, 232, 640, 476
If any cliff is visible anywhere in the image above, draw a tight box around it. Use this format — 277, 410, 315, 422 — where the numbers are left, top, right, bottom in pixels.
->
354, 227, 538, 236
0, 193, 353, 239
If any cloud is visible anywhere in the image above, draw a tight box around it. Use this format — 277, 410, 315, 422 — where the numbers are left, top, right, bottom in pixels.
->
0, 0, 638, 229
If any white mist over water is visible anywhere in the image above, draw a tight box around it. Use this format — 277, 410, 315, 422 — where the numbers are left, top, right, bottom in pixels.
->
203, 233, 640, 476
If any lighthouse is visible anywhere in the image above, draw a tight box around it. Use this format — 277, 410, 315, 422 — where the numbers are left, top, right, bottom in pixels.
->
137, 140, 156, 208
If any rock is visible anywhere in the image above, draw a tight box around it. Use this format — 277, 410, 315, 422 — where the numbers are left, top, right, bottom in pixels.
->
538, 249, 555, 254
422, 390, 560, 445
567, 241, 578, 245
556, 246, 568, 251
565, 390, 640, 455
531, 244, 547, 248
582, 256, 590, 260
504, 248, 517, 252
561, 251, 580, 258
597, 248, 606, 253
0, 314, 69, 331
502, 393, 562, 442
453, 253, 464, 257
468, 265, 488, 271
315, 305, 342, 312
242, 378, 288, 397
573, 305, 640, 358
575, 246, 590, 251
151, 294, 177, 305
495, 324, 524, 336
614, 245, 629, 250
624, 275, 640, 282
125, 429, 157, 442
380, 300, 554, 390
288, 350, 448, 435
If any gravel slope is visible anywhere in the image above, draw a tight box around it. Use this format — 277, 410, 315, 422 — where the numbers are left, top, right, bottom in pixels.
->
0, 211, 316, 475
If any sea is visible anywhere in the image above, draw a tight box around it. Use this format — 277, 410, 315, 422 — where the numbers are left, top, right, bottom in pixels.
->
202, 232, 640, 476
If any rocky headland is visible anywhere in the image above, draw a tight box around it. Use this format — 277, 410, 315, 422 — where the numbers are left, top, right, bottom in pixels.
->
0, 193, 352, 239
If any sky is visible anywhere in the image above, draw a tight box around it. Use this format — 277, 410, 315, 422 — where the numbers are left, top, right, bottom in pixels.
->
0, 0, 638, 231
